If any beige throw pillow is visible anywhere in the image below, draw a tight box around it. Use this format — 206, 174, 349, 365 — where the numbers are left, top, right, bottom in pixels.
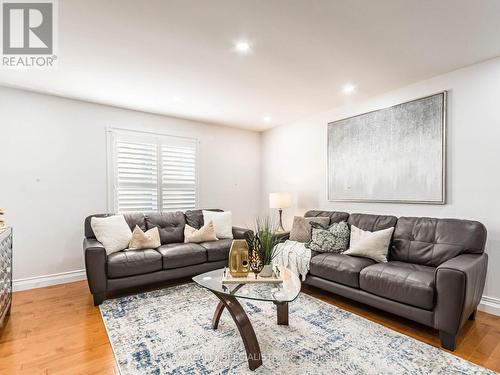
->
289, 216, 330, 242
128, 225, 161, 250
184, 221, 218, 243
344, 225, 395, 263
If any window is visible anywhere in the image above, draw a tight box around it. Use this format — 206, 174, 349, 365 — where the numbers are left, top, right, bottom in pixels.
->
107, 129, 198, 213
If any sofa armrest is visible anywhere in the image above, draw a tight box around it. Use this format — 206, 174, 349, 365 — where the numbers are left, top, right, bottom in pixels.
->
232, 226, 252, 240
275, 231, 290, 241
83, 238, 107, 298
434, 253, 488, 340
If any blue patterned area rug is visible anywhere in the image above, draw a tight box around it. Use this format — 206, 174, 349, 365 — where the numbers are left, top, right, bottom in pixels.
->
100, 283, 494, 374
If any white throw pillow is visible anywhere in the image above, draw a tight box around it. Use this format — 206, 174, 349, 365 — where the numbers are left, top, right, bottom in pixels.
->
202, 210, 233, 239
91, 215, 132, 255
344, 225, 394, 263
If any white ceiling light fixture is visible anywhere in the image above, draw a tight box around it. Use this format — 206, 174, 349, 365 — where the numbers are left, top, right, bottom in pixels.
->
263, 115, 271, 122
342, 83, 356, 94
235, 40, 252, 54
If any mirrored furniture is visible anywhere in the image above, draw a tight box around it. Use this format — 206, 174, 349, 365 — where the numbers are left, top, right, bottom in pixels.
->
0, 227, 12, 333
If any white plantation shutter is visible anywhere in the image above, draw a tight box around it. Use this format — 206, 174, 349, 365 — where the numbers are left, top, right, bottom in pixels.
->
109, 129, 198, 213
161, 144, 197, 211
115, 141, 159, 212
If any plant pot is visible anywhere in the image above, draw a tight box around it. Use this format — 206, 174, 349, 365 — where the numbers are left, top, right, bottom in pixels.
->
259, 264, 273, 277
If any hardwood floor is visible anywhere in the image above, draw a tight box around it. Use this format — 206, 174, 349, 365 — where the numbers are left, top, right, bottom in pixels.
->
0, 282, 118, 375
1, 280, 499, 374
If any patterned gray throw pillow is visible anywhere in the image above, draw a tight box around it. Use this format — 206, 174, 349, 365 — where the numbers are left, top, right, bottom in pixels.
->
306, 221, 350, 253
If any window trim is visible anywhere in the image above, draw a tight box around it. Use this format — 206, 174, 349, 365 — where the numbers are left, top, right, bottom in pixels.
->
106, 127, 200, 213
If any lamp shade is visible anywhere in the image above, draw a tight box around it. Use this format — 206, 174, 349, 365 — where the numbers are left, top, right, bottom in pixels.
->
269, 192, 291, 209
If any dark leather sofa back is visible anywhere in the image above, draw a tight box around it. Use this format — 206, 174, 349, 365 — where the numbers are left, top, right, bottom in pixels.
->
84, 213, 146, 239
85, 210, 227, 244
390, 217, 487, 267
303, 210, 486, 268
304, 210, 349, 225
347, 213, 397, 232
145, 212, 186, 244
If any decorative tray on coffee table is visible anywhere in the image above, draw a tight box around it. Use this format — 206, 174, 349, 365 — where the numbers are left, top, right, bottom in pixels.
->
221, 266, 284, 284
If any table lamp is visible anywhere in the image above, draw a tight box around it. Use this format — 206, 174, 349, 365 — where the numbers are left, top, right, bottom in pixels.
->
269, 192, 291, 232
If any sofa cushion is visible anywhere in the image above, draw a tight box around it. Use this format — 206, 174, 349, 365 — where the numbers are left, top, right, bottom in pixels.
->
359, 261, 435, 310
185, 209, 223, 229
390, 217, 487, 267
158, 243, 207, 269
304, 210, 349, 225
85, 212, 146, 239
309, 253, 374, 288
200, 239, 233, 262
347, 213, 397, 232
145, 212, 186, 244
107, 249, 162, 278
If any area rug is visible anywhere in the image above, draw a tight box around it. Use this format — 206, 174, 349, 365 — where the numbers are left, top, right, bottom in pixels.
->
100, 283, 495, 374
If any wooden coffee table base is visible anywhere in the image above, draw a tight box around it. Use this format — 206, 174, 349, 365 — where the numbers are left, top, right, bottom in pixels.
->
275, 301, 289, 325
211, 289, 289, 371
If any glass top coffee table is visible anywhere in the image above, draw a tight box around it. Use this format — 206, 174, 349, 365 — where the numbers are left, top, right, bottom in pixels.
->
193, 266, 301, 371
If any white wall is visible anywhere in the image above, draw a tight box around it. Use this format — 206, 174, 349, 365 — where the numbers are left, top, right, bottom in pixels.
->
2, 57, 499, 310
261, 57, 500, 309
0, 86, 261, 283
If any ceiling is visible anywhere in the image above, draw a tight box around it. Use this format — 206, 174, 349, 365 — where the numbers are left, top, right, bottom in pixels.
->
1, 0, 500, 131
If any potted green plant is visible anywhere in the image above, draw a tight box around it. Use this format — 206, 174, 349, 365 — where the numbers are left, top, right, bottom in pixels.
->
246, 217, 284, 277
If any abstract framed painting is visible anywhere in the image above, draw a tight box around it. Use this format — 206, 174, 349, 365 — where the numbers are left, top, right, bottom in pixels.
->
327, 91, 446, 204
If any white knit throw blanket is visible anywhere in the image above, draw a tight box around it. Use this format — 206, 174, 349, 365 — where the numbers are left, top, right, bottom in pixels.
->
272, 240, 311, 281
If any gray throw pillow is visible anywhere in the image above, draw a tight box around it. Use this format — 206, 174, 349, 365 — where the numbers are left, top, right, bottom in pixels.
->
289, 216, 330, 242
306, 221, 350, 253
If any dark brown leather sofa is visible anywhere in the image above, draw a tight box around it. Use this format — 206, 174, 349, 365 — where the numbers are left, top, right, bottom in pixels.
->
303, 210, 488, 351
83, 209, 250, 306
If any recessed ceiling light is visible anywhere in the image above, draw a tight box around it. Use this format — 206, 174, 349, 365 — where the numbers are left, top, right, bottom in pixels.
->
263, 116, 271, 122
172, 95, 181, 102
235, 41, 251, 54
342, 83, 356, 94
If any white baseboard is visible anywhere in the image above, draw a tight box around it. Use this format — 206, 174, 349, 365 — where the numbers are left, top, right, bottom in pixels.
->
13, 269, 86, 292
479, 295, 500, 316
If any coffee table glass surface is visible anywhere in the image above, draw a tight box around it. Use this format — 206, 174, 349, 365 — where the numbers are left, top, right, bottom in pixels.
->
192, 266, 301, 303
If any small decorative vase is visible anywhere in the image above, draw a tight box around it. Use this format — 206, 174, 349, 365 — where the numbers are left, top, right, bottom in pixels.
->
259, 264, 274, 278
228, 240, 250, 277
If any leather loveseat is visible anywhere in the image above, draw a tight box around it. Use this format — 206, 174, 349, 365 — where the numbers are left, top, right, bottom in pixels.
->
302, 210, 488, 351
83, 209, 250, 306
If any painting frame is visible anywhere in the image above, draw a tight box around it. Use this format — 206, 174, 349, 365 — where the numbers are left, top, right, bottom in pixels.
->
327, 91, 447, 204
